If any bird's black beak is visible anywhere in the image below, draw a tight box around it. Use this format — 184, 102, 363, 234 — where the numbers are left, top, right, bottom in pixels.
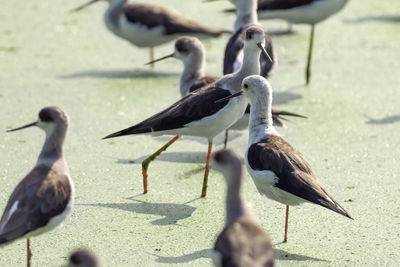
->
215, 91, 243, 103
144, 53, 175, 65
6, 122, 38, 133
257, 42, 273, 63
70, 0, 101, 13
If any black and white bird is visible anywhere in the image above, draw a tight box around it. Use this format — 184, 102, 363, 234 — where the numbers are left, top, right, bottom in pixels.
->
211, 149, 275, 267
71, 0, 227, 64
146, 36, 306, 148
213, 0, 277, 147
217, 75, 352, 242
227, 0, 349, 84
223, 0, 274, 77
68, 249, 100, 267
145, 36, 217, 97
0, 106, 74, 266
103, 26, 269, 198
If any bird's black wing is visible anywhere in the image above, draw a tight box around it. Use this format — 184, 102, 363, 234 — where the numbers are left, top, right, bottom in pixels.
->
0, 165, 72, 244
124, 3, 222, 36
189, 76, 218, 93
247, 135, 352, 218
258, 0, 317, 10
104, 84, 232, 138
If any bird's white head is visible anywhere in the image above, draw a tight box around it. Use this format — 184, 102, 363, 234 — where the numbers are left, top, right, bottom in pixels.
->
244, 25, 265, 52
241, 75, 272, 100
7, 106, 69, 137
144, 37, 205, 68
173, 37, 205, 65
37, 106, 69, 135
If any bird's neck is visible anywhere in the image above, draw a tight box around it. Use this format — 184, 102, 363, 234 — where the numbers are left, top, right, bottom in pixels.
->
180, 56, 205, 96
224, 168, 250, 227
38, 126, 66, 164
228, 48, 261, 92
248, 90, 275, 143
234, 0, 258, 32
107, 0, 126, 6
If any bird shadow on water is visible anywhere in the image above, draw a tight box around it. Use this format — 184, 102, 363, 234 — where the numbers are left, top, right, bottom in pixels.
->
147, 247, 328, 264
57, 68, 179, 79
364, 114, 400, 125
112, 133, 244, 165
149, 248, 214, 264
151, 132, 243, 146
76, 196, 198, 225
115, 151, 207, 165
274, 248, 329, 262
273, 90, 303, 105
344, 15, 400, 24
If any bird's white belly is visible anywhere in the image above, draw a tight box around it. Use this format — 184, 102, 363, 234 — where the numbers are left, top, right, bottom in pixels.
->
115, 16, 176, 47
245, 156, 305, 206
156, 95, 249, 139
258, 0, 347, 24
229, 112, 249, 130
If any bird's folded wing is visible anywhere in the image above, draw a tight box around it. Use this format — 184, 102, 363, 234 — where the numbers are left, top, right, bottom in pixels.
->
258, 0, 316, 11
214, 220, 274, 266
0, 165, 71, 243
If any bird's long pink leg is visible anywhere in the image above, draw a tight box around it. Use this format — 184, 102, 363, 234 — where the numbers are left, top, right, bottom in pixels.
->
284, 205, 289, 242
201, 141, 213, 197
142, 135, 180, 194
27, 238, 31, 267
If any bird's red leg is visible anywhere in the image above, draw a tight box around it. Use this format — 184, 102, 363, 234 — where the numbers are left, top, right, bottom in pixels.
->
142, 135, 180, 194
27, 238, 31, 267
201, 141, 213, 197
284, 205, 289, 242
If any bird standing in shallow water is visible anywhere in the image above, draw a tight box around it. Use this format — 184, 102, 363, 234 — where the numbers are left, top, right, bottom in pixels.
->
0, 106, 74, 267
227, 0, 349, 84
146, 36, 306, 148
216, 75, 352, 242
103, 26, 269, 198
212, 0, 277, 147
71, 0, 227, 65
211, 149, 275, 267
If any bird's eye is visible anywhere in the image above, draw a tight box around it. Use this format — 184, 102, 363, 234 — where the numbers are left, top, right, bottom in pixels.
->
244, 84, 249, 89
176, 43, 188, 53
246, 31, 253, 40
39, 111, 53, 122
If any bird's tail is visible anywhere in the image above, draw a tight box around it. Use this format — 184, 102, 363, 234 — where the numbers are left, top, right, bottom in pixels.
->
272, 109, 307, 127
222, 8, 236, 14
103, 123, 153, 139
321, 195, 353, 220
0, 237, 7, 245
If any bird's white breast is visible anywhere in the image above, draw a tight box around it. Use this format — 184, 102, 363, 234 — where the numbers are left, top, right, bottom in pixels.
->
245, 150, 305, 206
229, 112, 249, 130
183, 94, 249, 139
